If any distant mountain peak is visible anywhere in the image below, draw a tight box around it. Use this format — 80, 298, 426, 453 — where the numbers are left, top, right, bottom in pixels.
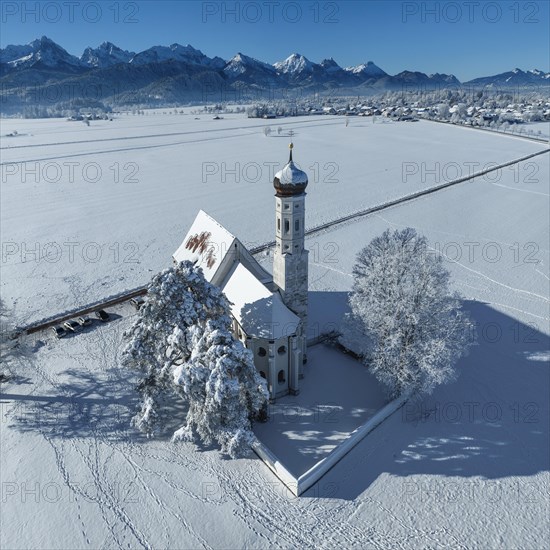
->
129, 42, 222, 68
81, 41, 135, 68
31, 35, 56, 46
345, 61, 387, 78
274, 53, 316, 75
168, 43, 199, 52
0, 35, 83, 70
224, 51, 278, 84
320, 58, 341, 69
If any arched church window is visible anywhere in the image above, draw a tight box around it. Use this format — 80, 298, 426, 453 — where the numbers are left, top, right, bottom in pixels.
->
260, 371, 267, 379
277, 345, 286, 355
295, 219, 299, 231
277, 218, 281, 231
284, 219, 290, 233
258, 347, 267, 357
278, 370, 286, 384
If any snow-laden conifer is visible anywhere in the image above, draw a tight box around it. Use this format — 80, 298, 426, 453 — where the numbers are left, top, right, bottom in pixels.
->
121, 261, 268, 456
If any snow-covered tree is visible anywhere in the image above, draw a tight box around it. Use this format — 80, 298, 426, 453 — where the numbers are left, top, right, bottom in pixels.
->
348, 228, 473, 399
121, 261, 268, 456
172, 318, 268, 457
436, 103, 450, 120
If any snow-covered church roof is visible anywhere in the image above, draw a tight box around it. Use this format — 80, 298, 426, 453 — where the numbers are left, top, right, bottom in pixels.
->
173, 209, 272, 286
222, 263, 300, 339
173, 210, 237, 283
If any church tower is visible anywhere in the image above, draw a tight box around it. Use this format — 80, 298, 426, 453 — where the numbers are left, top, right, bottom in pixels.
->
273, 143, 308, 364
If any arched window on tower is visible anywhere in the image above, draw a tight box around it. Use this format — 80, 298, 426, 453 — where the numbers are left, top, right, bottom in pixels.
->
278, 370, 286, 384
284, 219, 290, 233
295, 219, 300, 232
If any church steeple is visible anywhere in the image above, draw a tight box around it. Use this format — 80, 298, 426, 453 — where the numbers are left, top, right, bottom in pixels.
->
272, 143, 309, 364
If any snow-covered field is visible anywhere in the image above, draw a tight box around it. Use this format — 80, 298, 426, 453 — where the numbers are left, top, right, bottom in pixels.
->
1, 113, 548, 325
1, 112, 549, 549
525, 121, 550, 139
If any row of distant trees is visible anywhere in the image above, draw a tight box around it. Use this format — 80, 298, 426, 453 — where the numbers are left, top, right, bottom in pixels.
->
7, 87, 547, 123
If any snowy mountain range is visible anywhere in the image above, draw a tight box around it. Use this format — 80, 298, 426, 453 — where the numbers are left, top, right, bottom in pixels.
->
467, 68, 550, 87
1, 36, 548, 112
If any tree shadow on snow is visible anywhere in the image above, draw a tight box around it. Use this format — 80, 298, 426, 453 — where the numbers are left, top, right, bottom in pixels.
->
2, 365, 148, 443
301, 300, 550, 500
2, 362, 211, 449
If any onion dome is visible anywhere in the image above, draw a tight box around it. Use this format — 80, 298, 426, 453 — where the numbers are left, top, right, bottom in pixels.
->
273, 143, 308, 196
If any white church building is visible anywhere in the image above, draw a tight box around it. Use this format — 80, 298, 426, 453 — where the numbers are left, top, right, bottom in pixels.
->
173, 144, 309, 400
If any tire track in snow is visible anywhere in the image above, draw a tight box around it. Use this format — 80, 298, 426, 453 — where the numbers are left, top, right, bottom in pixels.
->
488, 181, 549, 196
0, 131, 257, 165
1, 117, 350, 164
0, 117, 343, 151
434, 249, 549, 303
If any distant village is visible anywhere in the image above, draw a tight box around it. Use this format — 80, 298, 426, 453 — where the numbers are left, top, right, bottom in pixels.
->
11, 87, 548, 140
240, 90, 550, 134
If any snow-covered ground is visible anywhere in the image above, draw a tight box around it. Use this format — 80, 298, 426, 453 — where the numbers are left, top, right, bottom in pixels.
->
1, 112, 549, 549
524, 121, 550, 139
3, 295, 547, 549
1, 113, 548, 325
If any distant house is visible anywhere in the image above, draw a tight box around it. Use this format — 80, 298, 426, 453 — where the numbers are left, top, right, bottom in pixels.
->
173, 145, 310, 400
